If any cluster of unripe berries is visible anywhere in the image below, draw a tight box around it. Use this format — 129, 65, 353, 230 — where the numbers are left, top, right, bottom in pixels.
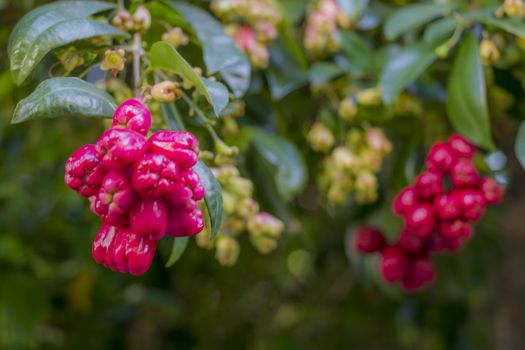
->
304, 0, 351, 56
311, 126, 392, 204
65, 99, 205, 275
197, 164, 284, 266
354, 134, 504, 290
211, 0, 281, 69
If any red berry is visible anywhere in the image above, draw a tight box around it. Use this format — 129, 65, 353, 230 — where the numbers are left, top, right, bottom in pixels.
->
448, 133, 476, 159
354, 226, 385, 253
96, 128, 147, 169
397, 227, 425, 254
433, 193, 461, 220
379, 246, 409, 283
480, 177, 504, 204
393, 186, 418, 216
439, 219, 470, 239
148, 131, 199, 169
92, 223, 118, 268
166, 208, 204, 237
130, 198, 168, 240
65, 144, 105, 197
457, 189, 486, 222
402, 256, 435, 291
405, 203, 436, 237
111, 228, 158, 275
450, 159, 480, 187
132, 153, 179, 198
112, 98, 151, 136
415, 171, 442, 199
425, 142, 456, 174
93, 170, 136, 227
180, 169, 205, 201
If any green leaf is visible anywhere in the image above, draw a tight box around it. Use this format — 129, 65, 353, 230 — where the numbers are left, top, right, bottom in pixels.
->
12, 77, 117, 124
423, 17, 456, 45
174, 2, 251, 98
193, 161, 223, 239
150, 41, 229, 116
8, 1, 126, 85
165, 237, 190, 267
481, 17, 525, 39
380, 43, 436, 103
515, 121, 525, 170
446, 33, 494, 150
383, 4, 450, 41
340, 31, 377, 73
337, 0, 369, 19
309, 62, 344, 86
249, 128, 307, 201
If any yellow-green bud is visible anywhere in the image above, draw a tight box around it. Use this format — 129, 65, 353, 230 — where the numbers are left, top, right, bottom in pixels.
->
112, 9, 134, 32
215, 236, 240, 266
338, 97, 357, 122
162, 27, 189, 48
332, 147, 359, 172
151, 80, 182, 102
250, 234, 277, 254
236, 197, 259, 218
132, 5, 151, 33
504, 0, 525, 17
356, 87, 382, 107
307, 122, 334, 152
480, 39, 500, 65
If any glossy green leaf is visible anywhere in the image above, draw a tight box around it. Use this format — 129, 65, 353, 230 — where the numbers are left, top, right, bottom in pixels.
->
8, 1, 126, 85
193, 161, 223, 239
423, 17, 456, 45
515, 121, 525, 170
383, 4, 450, 41
266, 40, 308, 100
165, 237, 189, 267
12, 77, 117, 124
337, 0, 369, 19
446, 33, 494, 149
150, 41, 229, 116
174, 2, 251, 98
309, 62, 344, 86
481, 17, 525, 39
380, 43, 436, 103
249, 129, 307, 201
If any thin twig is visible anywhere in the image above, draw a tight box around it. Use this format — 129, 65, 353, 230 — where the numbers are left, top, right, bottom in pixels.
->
132, 32, 143, 96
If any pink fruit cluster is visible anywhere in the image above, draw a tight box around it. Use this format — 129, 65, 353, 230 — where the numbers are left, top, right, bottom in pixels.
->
354, 134, 504, 290
65, 98, 205, 275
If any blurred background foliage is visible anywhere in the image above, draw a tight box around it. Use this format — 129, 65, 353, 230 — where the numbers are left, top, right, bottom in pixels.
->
1, 0, 525, 349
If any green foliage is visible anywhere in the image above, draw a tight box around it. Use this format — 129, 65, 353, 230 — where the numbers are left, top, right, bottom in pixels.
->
194, 161, 224, 239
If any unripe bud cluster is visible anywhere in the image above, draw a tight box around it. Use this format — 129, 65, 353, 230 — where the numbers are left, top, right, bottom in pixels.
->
65, 99, 205, 275
356, 134, 504, 291
112, 6, 151, 33
316, 127, 392, 204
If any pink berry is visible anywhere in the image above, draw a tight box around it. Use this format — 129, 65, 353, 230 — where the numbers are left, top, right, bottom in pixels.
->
164, 183, 194, 208
405, 203, 436, 237
93, 170, 136, 227
425, 142, 455, 174
92, 223, 118, 267
450, 159, 480, 187
132, 153, 179, 198
96, 128, 147, 169
379, 246, 409, 283
130, 198, 168, 240
65, 144, 105, 197
166, 208, 204, 237
148, 131, 199, 169
448, 133, 476, 159
433, 193, 461, 220
111, 228, 158, 275
393, 186, 419, 216
402, 256, 435, 291
397, 227, 424, 254
354, 226, 385, 253
457, 189, 486, 222
415, 171, 442, 199
112, 98, 151, 136
438, 219, 470, 239
180, 169, 205, 201
480, 177, 504, 204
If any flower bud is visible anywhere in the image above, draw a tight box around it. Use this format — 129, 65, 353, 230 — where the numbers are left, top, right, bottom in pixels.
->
480, 39, 500, 65
215, 236, 240, 266
151, 80, 182, 102
365, 128, 392, 155
162, 27, 189, 48
132, 5, 151, 33
338, 97, 357, 122
247, 212, 284, 238
307, 122, 334, 152
504, 0, 525, 17
250, 234, 278, 254
112, 9, 134, 32
236, 197, 259, 218
355, 171, 378, 204
100, 49, 126, 77
356, 87, 382, 107
332, 147, 359, 172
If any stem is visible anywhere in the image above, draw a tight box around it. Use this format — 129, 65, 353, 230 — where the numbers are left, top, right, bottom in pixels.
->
181, 92, 220, 140
132, 32, 143, 96
117, 0, 124, 10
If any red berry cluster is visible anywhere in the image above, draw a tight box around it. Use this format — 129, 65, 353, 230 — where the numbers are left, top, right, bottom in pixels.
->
65, 98, 205, 275
354, 134, 504, 290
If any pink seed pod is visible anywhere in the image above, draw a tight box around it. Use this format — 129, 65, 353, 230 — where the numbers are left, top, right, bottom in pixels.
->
148, 130, 199, 169
450, 158, 481, 188
354, 226, 385, 253
96, 128, 148, 169
415, 171, 443, 200
111, 228, 158, 275
93, 170, 137, 227
392, 186, 419, 217
433, 193, 461, 220
65, 144, 105, 197
112, 98, 151, 136
480, 177, 505, 205
166, 208, 204, 237
130, 198, 168, 240
425, 142, 456, 174
379, 246, 410, 283
132, 153, 179, 198
180, 169, 205, 201
404, 203, 436, 238
457, 189, 486, 222
448, 133, 476, 159
92, 223, 118, 267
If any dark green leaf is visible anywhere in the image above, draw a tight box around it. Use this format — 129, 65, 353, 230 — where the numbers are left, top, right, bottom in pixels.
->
165, 237, 189, 267
249, 128, 307, 201
150, 41, 229, 116
337, 0, 369, 19
309, 62, 344, 86
174, 2, 251, 98
8, 1, 126, 85
12, 77, 116, 124
380, 43, 436, 103
193, 161, 223, 239
423, 17, 456, 45
383, 4, 450, 40
481, 17, 525, 39
446, 33, 494, 149
340, 31, 377, 73
515, 120, 525, 170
